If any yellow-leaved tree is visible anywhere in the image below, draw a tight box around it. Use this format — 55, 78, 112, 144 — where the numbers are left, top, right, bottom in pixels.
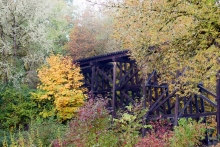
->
104, 0, 220, 97
32, 55, 86, 121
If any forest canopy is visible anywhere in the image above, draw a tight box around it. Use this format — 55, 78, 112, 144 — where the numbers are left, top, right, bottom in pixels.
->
0, 0, 69, 87
102, 0, 220, 95
0, 0, 220, 146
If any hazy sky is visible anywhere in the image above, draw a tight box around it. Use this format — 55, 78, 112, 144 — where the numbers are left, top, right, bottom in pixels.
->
73, 0, 87, 6
73, 0, 87, 11
73, 0, 104, 12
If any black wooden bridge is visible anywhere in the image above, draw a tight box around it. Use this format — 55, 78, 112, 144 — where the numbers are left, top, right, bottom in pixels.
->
74, 50, 220, 138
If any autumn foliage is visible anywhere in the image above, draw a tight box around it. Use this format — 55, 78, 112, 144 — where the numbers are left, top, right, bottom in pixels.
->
32, 55, 86, 121
66, 23, 98, 60
65, 8, 113, 60
107, 0, 220, 96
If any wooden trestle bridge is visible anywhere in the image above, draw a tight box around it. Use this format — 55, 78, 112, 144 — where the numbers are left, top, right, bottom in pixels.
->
74, 50, 220, 140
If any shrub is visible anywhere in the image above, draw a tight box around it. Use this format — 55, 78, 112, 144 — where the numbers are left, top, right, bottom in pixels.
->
135, 119, 173, 147
0, 85, 37, 131
112, 104, 149, 147
169, 118, 206, 147
2, 117, 66, 147
53, 98, 118, 147
32, 55, 86, 121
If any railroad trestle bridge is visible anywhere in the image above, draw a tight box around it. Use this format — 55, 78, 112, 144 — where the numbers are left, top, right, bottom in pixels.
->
74, 50, 220, 139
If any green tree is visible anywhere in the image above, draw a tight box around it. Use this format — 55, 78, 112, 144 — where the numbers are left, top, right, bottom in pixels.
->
0, 0, 69, 88
0, 85, 37, 130
47, 0, 71, 55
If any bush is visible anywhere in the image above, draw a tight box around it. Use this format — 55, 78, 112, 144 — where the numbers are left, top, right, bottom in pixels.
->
32, 55, 86, 121
2, 117, 66, 147
169, 118, 206, 147
112, 104, 149, 147
53, 98, 118, 147
0, 85, 37, 131
135, 119, 173, 147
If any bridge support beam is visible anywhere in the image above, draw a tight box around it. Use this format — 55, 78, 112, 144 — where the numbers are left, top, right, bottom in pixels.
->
142, 78, 147, 137
112, 62, 116, 118
174, 95, 179, 126
217, 74, 220, 136
90, 62, 95, 99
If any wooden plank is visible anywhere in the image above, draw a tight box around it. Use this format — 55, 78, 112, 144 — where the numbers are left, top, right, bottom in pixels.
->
174, 95, 179, 126
121, 91, 135, 104
135, 66, 139, 85
148, 114, 175, 120
200, 95, 205, 113
178, 96, 193, 117
153, 72, 159, 115
116, 66, 133, 86
155, 87, 159, 115
148, 112, 217, 120
195, 95, 199, 113
189, 96, 193, 114
166, 87, 171, 114
153, 89, 177, 112
117, 69, 139, 90
101, 67, 104, 90
149, 87, 152, 108
143, 79, 147, 109
94, 67, 99, 91
145, 89, 168, 117
199, 94, 217, 108
217, 77, 220, 136
112, 62, 116, 118
145, 70, 156, 85
96, 67, 113, 83
130, 63, 134, 85
198, 84, 217, 98
161, 88, 166, 114
145, 84, 168, 88
76, 50, 129, 66
181, 112, 217, 118
119, 62, 124, 108
119, 85, 142, 91
184, 97, 188, 114
90, 63, 95, 98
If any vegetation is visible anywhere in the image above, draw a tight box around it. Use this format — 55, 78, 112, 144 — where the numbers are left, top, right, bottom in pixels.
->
170, 118, 206, 147
32, 55, 86, 121
106, 0, 220, 96
65, 6, 120, 60
2, 118, 66, 147
0, 85, 37, 130
2, 99, 207, 147
0, 0, 218, 146
135, 119, 173, 147
0, 0, 69, 88
112, 104, 150, 146
53, 99, 118, 147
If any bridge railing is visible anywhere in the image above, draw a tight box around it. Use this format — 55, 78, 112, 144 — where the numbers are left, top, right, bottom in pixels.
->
142, 70, 220, 143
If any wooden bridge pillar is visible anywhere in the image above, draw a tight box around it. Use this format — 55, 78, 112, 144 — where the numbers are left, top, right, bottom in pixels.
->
217, 74, 220, 136
90, 62, 95, 99
142, 78, 147, 137
174, 95, 179, 126
112, 62, 117, 118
